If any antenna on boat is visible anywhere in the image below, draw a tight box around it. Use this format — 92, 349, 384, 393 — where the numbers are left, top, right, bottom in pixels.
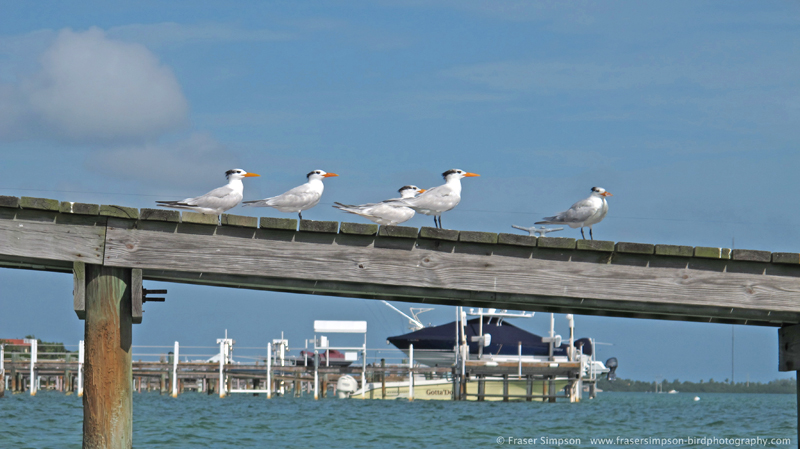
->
381, 300, 430, 330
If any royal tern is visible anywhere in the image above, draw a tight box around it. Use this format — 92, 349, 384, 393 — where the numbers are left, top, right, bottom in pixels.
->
535, 187, 612, 240
401, 169, 479, 229
242, 169, 338, 219
156, 169, 260, 215
333, 185, 426, 226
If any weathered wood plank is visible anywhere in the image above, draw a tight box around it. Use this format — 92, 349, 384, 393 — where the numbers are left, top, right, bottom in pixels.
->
779, 324, 800, 371
102, 221, 800, 322
131, 269, 142, 324
74, 261, 86, 320
83, 264, 132, 448
142, 268, 800, 326
0, 215, 106, 265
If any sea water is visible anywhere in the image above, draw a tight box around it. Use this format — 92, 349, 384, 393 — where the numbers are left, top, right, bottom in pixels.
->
0, 391, 796, 448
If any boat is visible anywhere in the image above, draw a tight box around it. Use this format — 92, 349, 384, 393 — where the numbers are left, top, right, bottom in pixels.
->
337, 307, 617, 401
298, 349, 353, 367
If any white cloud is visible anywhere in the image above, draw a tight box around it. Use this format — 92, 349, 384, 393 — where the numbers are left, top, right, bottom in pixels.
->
0, 27, 188, 143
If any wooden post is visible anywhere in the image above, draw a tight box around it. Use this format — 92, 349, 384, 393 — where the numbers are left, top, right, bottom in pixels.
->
82, 264, 133, 449
526, 375, 533, 402
64, 354, 72, 394
0, 344, 4, 398
266, 343, 272, 399
477, 376, 485, 401
77, 340, 84, 397
548, 376, 556, 403
218, 341, 226, 399
777, 324, 800, 445
11, 353, 17, 392
503, 374, 509, 402
380, 359, 386, 400
30, 339, 37, 396
313, 351, 319, 400
171, 342, 179, 398
408, 344, 414, 402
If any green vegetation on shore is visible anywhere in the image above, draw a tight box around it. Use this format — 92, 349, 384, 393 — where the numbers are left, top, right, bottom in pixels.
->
598, 377, 796, 394
0, 336, 72, 360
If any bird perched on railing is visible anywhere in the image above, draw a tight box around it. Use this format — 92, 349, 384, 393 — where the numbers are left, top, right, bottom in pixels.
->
511, 225, 564, 237
535, 187, 612, 240
242, 170, 338, 220
333, 185, 426, 226
156, 169, 260, 215
400, 169, 479, 229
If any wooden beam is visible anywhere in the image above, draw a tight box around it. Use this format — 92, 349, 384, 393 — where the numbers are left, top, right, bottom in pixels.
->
101, 220, 800, 325
779, 324, 800, 371
4, 199, 800, 326
74, 262, 85, 319
0, 208, 106, 265
83, 264, 132, 449
131, 269, 142, 324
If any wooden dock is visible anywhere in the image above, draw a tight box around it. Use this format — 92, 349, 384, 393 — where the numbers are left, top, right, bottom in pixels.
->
3, 194, 800, 447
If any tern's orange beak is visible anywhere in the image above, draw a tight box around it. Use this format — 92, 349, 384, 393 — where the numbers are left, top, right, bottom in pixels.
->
323, 173, 339, 178
244, 172, 260, 177
601, 191, 612, 197
463, 172, 480, 177
418, 189, 426, 193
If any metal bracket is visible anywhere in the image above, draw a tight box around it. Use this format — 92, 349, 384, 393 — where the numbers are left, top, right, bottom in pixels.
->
132, 269, 167, 324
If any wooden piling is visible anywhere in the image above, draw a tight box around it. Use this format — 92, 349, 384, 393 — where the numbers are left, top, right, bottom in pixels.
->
11, 353, 17, 392
380, 359, 386, 400
502, 374, 509, 402
526, 375, 533, 402
65, 354, 72, 394
82, 264, 132, 449
0, 344, 4, 398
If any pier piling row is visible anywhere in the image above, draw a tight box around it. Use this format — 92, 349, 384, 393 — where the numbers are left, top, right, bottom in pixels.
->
4, 196, 800, 446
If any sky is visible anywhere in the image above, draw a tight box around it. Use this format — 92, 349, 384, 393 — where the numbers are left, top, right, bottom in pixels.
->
1, 1, 799, 383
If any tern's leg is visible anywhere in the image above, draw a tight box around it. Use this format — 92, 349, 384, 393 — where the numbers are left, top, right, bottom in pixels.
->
299, 212, 303, 220
589, 227, 594, 240
580, 228, 586, 240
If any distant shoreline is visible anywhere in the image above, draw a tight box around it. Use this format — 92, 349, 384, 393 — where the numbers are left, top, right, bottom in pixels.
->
598, 377, 796, 394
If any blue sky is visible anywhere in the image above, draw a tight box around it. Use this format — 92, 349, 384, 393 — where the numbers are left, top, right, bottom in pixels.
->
1, 1, 799, 383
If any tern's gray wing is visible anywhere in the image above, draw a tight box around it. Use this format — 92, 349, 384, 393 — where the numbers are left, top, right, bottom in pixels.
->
157, 185, 241, 212
244, 184, 320, 208
535, 198, 597, 225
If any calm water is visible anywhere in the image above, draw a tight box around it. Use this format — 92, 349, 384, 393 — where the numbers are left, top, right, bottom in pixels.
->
0, 391, 796, 448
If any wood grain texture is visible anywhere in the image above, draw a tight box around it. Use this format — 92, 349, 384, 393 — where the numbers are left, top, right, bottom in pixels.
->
779, 324, 800, 371
0, 215, 106, 265
74, 261, 85, 319
83, 264, 132, 449
102, 224, 800, 322
131, 269, 142, 324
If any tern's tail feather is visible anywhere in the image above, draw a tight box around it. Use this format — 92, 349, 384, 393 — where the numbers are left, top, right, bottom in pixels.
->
534, 216, 559, 225
157, 201, 192, 209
